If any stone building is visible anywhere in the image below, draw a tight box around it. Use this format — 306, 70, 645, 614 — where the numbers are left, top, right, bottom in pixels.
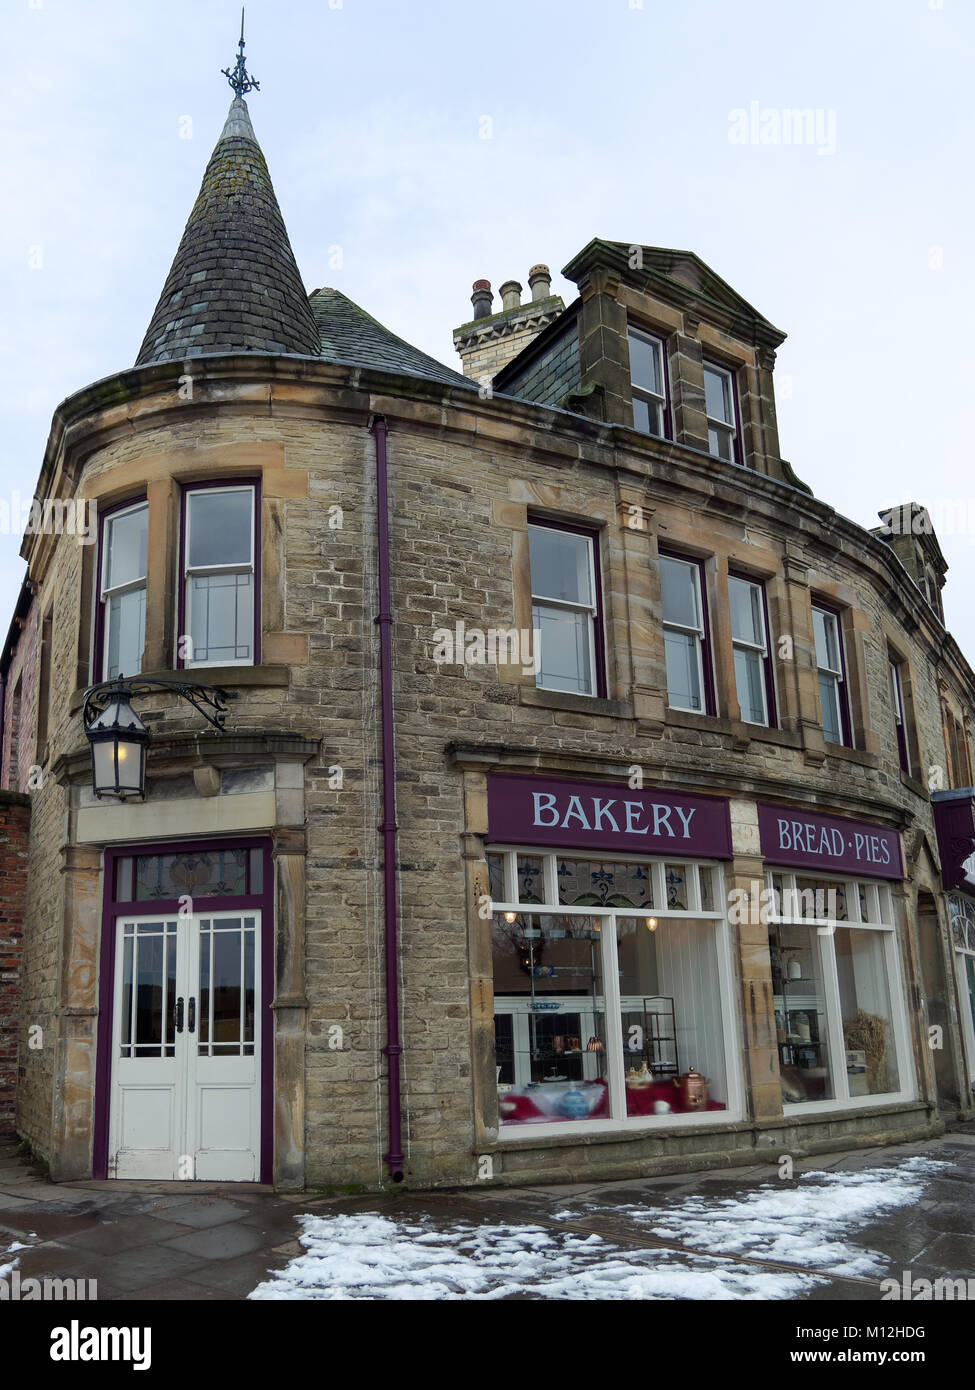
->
2, 89, 975, 1190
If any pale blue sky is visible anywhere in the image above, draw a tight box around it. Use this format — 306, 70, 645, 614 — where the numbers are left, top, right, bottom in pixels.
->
2, 0, 974, 658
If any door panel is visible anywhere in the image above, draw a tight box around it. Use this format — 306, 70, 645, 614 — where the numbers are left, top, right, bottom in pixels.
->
109, 911, 262, 1180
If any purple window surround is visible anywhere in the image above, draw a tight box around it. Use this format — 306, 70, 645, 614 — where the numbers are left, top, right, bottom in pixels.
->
728, 568, 778, 729
812, 597, 853, 748
889, 657, 911, 775
528, 515, 608, 700
658, 545, 717, 718
627, 325, 672, 441
703, 358, 744, 468
93, 835, 274, 1184
92, 494, 148, 685
176, 477, 262, 671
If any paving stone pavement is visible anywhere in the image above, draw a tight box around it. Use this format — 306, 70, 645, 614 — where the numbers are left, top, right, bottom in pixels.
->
1, 1132, 973, 1300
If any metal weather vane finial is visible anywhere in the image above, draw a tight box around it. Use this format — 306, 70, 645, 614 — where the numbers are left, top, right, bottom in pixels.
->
222, 7, 260, 98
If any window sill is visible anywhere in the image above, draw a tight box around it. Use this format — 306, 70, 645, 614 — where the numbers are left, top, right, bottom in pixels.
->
493, 1108, 742, 1145
68, 664, 291, 716
821, 742, 879, 770
899, 769, 929, 799
520, 686, 634, 719
664, 707, 800, 750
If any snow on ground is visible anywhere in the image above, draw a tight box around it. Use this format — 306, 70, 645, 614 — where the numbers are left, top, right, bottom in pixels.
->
249, 1155, 949, 1301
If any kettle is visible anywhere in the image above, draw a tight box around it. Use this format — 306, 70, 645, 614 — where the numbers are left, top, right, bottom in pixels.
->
673, 1066, 710, 1110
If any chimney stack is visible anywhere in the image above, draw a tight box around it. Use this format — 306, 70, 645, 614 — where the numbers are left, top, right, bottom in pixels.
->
471, 280, 494, 319
499, 280, 523, 312
528, 264, 552, 301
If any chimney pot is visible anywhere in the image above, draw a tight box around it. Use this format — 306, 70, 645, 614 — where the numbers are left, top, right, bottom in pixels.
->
528, 264, 552, 301
499, 279, 523, 312
471, 280, 493, 319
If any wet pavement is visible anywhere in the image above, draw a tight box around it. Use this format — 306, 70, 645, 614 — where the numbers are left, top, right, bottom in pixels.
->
1, 1130, 973, 1300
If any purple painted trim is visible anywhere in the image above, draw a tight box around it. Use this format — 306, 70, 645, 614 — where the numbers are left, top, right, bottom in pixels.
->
728, 568, 778, 729
812, 598, 852, 747
932, 792, 975, 893
487, 771, 734, 859
93, 835, 274, 1183
176, 478, 262, 671
528, 515, 608, 699
372, 417, 404, 1180
757, 802, 904, 880
659, 546, 716, 717
93, 494, 148, 683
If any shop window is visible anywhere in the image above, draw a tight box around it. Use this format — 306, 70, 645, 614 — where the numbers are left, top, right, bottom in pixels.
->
528, 520, 605, 697
628, 326, 669, 439
97, 499, 148, 681
489, 850, 733, 1128
811, 602, 850, 746
769, 872, 911, 1109
703, 362, 739, 464
948, 895, 975, 1086
660, 551, 714, 715
728, 573, 775, 727
179, 483, 258, 668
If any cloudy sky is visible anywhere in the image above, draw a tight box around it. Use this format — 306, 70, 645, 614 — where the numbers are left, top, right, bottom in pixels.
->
2, 0, 973, 655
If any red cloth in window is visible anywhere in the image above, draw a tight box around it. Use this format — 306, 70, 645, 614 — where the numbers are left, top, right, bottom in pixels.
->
498, 1079, 725, 1124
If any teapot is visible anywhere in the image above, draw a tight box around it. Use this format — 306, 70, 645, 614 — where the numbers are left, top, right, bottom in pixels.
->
673, 1066, 710, 1110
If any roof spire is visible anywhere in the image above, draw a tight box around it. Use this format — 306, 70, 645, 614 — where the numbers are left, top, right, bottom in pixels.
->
222, 7, 260, 98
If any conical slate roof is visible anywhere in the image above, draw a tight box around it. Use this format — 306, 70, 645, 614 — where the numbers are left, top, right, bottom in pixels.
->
309, 288, 474, 389
135, 98, 320, 364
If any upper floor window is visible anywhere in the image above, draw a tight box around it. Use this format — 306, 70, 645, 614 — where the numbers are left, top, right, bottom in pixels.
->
628, 328, 669, 439
179, 483, 258, 668
528, 520, 604, 697
812, 603, 849, 746
99, 500, 148, 681
888, 656, 910, 775
703, 362, 739, 463
660, 551, 713, 714
728, 573, 775, 727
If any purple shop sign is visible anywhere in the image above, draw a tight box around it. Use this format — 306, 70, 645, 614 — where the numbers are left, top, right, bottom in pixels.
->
757, 803, 903, 880
486, 773, 732, 859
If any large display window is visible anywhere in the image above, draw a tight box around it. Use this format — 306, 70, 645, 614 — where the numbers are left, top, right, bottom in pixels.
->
768, 872, 913, 1110
487, 849, 740, 1131
948, 894, 975, 1089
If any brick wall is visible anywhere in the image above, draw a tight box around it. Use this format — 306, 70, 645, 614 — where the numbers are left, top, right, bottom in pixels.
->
0, 791, 30, 1132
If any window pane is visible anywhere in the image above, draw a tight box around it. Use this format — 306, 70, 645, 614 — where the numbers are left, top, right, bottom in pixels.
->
533, 602, 593, 694
492, 912, 607, 1125
189, 572, 253, 663
188, 489, 253, 568
728, 577, 763, 646
770, 921, 834, 1104
556, 859, 653, 909
819, 672, 842, 744
106, 585, 146, 679
660, 556, 699, 629
617, 915, 728, 1115
835, 928, 900, 1096
632, 395, 651, 435
704, 366, 732, 423
528, 527, 593, 606
734, 646, 767, 724
665, 629, 703, 711
105, 505, 148, 590
628, 332, 662, 395
813, 607, 839, 672
709, 425, 734, 461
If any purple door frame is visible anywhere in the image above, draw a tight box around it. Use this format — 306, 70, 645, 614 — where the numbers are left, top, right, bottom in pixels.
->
93, 835, 275, 1183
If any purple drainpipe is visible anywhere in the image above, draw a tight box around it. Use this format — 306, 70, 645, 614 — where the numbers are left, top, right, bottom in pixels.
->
372, 416, 405, 1182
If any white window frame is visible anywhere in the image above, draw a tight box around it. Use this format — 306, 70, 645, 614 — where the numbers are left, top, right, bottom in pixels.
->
949, 895, 975, 1087
486, 846, 743, 1138
703, 362, 738, 463
728, 574, 771, 726
812, 603, 847, 745
627, 327, 668, 439
181, 484, 256, 669
767, 870, 915, 1114
528, 523, 599, 697
100, 500, 148, 681
660, 553, 708, 714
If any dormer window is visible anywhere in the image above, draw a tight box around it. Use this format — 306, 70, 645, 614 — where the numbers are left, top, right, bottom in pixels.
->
703, 362, 739, 463
627, 327, 669, 439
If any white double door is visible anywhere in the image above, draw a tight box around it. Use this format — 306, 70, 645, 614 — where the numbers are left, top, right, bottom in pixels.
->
109, 910, 261, 1180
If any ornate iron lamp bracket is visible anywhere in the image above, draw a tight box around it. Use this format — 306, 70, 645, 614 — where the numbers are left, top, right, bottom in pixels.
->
82, 676, 239, 733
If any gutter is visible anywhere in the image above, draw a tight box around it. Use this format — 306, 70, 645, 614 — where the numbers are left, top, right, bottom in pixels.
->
371, 415, 405, 1182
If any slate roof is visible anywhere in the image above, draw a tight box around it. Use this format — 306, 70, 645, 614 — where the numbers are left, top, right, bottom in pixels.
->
135, 98, 321, 365
309, 287, 474, 389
